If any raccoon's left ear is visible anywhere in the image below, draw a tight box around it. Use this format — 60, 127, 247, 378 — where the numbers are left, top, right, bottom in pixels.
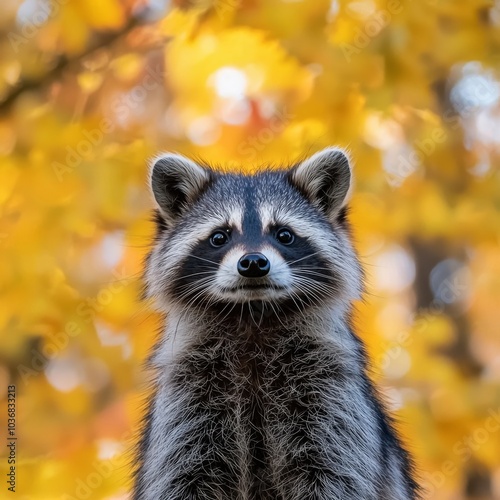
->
288, 147, 352, 221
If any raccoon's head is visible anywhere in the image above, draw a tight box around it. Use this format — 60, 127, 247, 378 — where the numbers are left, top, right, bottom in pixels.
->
145, 147, 362, 319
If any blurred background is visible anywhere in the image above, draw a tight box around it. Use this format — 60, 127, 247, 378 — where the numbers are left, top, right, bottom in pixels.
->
0, 0, 499, 498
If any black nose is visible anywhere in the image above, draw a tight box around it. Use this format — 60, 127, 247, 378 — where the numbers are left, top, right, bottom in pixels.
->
237, 253, 270, 278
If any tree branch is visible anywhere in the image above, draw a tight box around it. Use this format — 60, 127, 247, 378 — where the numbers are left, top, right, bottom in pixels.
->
0, 17, 140, 115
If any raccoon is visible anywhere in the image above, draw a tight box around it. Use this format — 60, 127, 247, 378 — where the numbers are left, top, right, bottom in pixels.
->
133, 147, 420, 500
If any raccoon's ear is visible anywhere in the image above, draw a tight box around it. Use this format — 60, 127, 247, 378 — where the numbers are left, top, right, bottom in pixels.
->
288, 147, 352, 221
150, 153, 211, 225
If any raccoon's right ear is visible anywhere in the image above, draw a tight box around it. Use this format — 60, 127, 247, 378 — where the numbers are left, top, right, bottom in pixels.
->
150, 153, 211, 225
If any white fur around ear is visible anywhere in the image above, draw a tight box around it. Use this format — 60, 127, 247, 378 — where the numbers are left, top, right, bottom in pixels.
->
289, 147, 352, 220
150, 153, 211, 225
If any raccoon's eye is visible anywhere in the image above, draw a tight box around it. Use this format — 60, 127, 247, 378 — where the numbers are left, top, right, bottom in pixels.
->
210, 230, 230, 247
276, 227, 295, 245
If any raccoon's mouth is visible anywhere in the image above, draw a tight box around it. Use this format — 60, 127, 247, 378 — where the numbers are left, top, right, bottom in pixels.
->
226, 284, 286, 292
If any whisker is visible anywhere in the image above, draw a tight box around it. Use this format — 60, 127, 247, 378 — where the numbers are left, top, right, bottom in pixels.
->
169, 270, 217, 283
175, 278, 215, 302
293, 270, 335, 282
286, 251, 322, 266
188, 255, 219, 266
215, 302, 238, 325
291, 276, 336, 303
269, 300, 287, 329
189, 254, 233, 273
248, 302, 259, 328
292, 273, 335, 288
238, 303, 245, 329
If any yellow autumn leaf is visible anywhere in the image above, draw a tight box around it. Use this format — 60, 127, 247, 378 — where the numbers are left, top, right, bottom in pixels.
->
75, 0, 125, 30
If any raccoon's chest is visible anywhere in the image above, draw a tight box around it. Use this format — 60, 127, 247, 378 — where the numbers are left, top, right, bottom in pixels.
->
170, 332, 341, 498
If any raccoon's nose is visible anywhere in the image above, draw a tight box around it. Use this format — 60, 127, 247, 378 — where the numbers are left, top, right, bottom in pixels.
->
237, 253, 270, 278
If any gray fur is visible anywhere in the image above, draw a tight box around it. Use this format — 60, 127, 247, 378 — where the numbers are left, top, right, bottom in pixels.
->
134, 148, 420, 500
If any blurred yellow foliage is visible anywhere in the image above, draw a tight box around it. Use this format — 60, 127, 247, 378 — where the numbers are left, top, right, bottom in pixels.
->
0, 0, 500, 499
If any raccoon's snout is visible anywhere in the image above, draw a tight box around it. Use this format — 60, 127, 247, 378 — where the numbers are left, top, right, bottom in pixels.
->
237, 253, 270, 278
